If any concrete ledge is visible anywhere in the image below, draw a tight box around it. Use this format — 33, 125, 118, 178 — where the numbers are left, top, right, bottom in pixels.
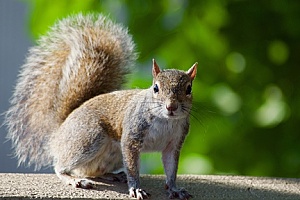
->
1, 173, 300, 199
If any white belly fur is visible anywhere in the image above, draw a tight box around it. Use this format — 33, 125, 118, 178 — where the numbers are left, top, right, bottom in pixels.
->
142, 118, 184, 152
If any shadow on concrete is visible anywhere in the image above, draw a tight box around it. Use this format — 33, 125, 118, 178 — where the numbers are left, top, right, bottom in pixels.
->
84, 175, 300, 199
141, 175, 300, 199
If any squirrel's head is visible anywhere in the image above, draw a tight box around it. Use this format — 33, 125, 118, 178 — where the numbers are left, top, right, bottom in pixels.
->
151, 59, 197, 119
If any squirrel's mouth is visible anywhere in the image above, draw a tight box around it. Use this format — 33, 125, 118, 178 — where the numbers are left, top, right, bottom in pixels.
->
168, 111, 175, 116
166, 111, 180, 118
164, 109, 187, 119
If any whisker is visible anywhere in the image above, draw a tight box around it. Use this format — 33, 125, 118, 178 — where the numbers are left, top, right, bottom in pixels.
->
182, 105, 202, 125
127, 101, 163, 119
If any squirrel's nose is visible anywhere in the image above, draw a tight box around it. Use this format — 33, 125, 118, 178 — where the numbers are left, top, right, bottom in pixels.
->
166, 103, 178, 112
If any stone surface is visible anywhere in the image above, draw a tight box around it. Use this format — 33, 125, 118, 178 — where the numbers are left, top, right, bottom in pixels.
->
1, 173, 300, 199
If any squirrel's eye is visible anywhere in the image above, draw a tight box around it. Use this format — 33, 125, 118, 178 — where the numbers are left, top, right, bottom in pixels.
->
153, 84, 159, 93
186, 85, 192, 95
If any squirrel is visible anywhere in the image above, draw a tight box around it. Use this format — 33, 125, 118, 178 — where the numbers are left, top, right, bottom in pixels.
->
5, 13, 197, 200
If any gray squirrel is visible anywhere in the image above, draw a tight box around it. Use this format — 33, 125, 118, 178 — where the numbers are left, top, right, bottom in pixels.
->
5, 13, 197, 199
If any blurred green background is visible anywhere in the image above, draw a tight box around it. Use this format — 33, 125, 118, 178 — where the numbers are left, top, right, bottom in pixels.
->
26, 0, 300, 178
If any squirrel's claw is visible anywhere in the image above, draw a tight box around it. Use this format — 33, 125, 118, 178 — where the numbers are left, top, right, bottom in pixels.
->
167, 187, 193, 200
73, 179, 94, 189
129, 187, 151, 199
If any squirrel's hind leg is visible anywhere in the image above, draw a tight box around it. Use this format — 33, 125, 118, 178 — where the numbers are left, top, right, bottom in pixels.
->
53, 137, 123, 188
50, 114, 123, 188
54, 166, 95, 189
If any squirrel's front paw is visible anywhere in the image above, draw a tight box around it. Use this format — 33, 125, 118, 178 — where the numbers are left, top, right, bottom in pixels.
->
167, 187, 192, 200
129, 187, 151, 199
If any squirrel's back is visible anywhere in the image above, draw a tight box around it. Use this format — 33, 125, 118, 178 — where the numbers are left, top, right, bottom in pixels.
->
5, 13, 136, 170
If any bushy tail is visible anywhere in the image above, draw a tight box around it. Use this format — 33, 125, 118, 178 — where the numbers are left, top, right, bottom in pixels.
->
5, 13, 136, 170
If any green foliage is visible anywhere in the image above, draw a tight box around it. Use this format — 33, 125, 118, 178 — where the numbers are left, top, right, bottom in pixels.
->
26, 0, 300, 178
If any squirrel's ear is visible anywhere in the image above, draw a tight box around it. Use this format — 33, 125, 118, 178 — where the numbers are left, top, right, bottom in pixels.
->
187, 62, 198, 81
152, 59, 161, 77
